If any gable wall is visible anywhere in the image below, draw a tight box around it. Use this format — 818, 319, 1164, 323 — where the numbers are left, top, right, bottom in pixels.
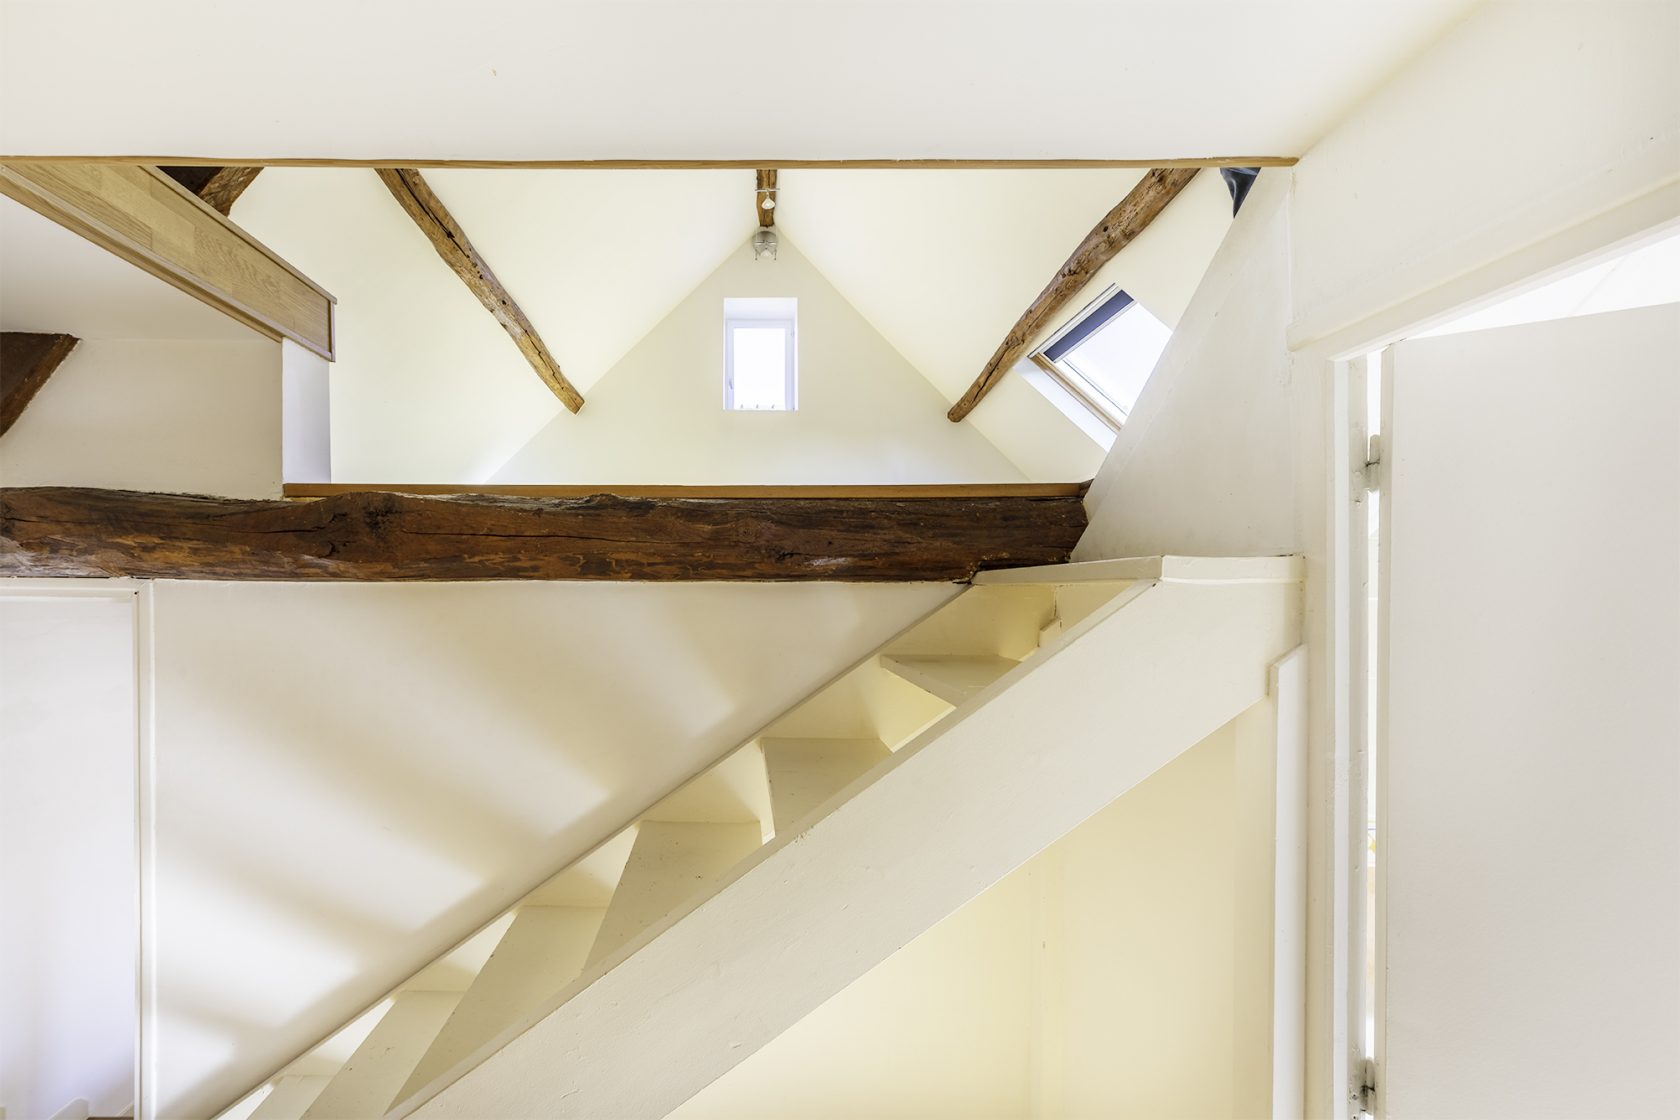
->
492, 235, 1026, 484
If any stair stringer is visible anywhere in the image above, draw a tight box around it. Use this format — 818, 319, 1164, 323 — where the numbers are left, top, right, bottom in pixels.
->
401, 576, 1301, 1119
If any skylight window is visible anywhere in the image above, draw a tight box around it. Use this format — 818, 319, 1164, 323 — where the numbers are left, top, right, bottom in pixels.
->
724, 297, 797, 410
1033, 287, 1171, 428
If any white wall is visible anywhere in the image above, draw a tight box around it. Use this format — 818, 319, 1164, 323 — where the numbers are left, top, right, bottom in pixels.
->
0, 339, 282, 497
143, 580, 955, 1120
1035, 719, 1245, 1120
1289, 0, 1680, 351
671, 713, 1269, 1119
670, 859, 1039, 1120
1077, 170, 1307, 560
0, 594, 136, 1120
493, 235, 1025, 484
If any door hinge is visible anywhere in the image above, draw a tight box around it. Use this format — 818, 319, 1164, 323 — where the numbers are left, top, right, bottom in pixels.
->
1358, 434, 1383, 495
1357, 1056, 1379, 1115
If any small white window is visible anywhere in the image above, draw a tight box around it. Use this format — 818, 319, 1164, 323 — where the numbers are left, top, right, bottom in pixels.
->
724, 297, 797, 410
1033, 287, 1170, 428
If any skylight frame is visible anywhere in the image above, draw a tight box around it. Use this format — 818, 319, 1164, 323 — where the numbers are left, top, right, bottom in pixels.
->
1031, 284, 1168, 430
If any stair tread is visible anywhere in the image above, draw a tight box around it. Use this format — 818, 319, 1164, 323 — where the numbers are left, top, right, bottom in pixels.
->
878, 654, 1018, 705
586, 820, 762, 967
395, 906, 605, 1111
761, 737, 891, 835
300, 991, 458, 1120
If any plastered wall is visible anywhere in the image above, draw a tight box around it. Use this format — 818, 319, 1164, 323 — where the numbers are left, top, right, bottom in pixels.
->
493, 235, 1025, 484
0, 339, 282, 497
142, 579, 957, 1120
673, 717, 1261, 1119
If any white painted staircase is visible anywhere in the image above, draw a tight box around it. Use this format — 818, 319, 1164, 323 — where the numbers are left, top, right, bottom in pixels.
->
216, 556, 1302, 1120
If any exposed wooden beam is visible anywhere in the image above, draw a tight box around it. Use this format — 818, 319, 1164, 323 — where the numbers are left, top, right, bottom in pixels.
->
946, 167, 1199, 422
756, 169, 777, 227
0, 487, 1088, 581
1, 157, 1300, 170
0, 163, 335, 358
280, 481, 1087, 499
376, 167, 584, 413
1, 332, 78, 436
159, 166, 264, 215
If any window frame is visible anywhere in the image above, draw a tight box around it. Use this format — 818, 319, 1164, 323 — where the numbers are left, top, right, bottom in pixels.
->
1031, 284, 1166, 431
723, 304, 798, 411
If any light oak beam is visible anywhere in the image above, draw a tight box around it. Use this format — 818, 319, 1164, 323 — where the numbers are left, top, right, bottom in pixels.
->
0, 163, 335, 358
0, 332, 78, 436
946, 167, 1198, 422
160, 166, 264, 215
376, 167, 584, 412
3, 157, 1299, 170
0, 487, 1087, 581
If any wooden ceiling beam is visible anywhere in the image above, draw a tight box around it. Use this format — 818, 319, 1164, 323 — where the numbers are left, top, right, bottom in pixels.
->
0, 163, 335, 358
946, 167, 1200, 422
158, 166, 263, 215
1, 332, 78, 436
5, 157, 1298, 170
376, 167, 584, 412
756, 169, 777, 227
0, 487, 1088, 581
279, 481, 1087, 499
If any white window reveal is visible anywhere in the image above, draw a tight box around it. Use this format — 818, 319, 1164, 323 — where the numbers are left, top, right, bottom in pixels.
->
724, 297, 797, 410
1033, 286, 1171, 428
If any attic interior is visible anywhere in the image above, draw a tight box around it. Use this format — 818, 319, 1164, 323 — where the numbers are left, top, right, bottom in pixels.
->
1, 2, 1677, 1119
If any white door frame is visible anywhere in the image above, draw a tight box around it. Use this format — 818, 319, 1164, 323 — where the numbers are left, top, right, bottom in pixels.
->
1297, 183, 1680, 1119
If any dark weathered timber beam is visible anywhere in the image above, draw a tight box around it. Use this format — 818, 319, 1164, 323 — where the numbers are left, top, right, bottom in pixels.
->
947, 167, 1199, 422
375, 168, 585, 413
158, 166, 263, 215
0, 487, 1088, 581
1, 332, 78, 436
756, 168, 777, 227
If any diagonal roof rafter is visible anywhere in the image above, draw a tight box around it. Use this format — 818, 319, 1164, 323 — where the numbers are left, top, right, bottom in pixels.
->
376, 167, 586, 413
947, 167, 1199, 422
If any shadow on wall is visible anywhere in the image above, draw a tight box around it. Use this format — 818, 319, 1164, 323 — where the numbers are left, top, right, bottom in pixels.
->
149, 580, 957, 1120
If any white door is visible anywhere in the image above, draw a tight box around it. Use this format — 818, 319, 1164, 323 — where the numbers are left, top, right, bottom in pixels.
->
1377, 303, 1680, 1118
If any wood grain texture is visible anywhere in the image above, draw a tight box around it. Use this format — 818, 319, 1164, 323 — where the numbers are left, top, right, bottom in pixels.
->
0, 487, 1088, 581
947, 167, 1199, 422
1028, 352, 1122, 435
756, 168, 777, 227
375, 168, 584, 412
280, 482, 1087, 499
0, 163, 334, 357
0, 332, 79, 436
159, 166, 263, 214
6, 157, 1300, 169
198, 166, 264, 214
